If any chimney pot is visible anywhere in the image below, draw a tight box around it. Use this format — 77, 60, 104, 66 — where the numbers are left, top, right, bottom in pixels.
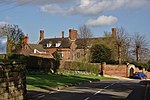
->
40, 29, 44, 40
69, 29, 78, 40
24, 34, 29, 44
62, 31, 64, 38
112, 28, 116, 37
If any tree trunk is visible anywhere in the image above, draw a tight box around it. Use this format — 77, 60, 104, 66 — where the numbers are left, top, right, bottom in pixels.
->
136, 48, 140, 62
118, 46, 122, 64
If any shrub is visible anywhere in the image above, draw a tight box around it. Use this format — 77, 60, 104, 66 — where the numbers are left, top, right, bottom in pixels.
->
63, 61, 99, 74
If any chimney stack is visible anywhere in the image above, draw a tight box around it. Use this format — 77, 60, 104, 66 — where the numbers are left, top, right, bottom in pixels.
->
69, 29, 78, 40
62, 31, 64, 39
24, 34, 29, 44
112, 28, 116, 37
40, 29, 44, 41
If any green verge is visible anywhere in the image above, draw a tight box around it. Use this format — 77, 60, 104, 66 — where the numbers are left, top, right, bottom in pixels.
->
26, 71, 116, 90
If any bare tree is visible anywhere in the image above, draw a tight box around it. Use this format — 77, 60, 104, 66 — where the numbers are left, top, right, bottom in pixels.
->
131, 33, 148, 63
0, 24, 24, 53
79, 24, 93, 38
78, 24, 93, 60
115, 27, 130, 64
103, 31, 112, 37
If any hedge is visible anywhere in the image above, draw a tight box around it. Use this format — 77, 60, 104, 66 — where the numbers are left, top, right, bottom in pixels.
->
62, 61, 100, 74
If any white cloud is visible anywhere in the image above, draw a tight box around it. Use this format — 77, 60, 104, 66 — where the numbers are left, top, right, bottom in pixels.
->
86, 15, 118, 26
41, 4, 64, 15
0, 0, 150, 15
69, 0, 150, 15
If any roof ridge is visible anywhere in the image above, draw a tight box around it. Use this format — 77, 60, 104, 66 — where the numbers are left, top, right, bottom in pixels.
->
44, 37, 69, 40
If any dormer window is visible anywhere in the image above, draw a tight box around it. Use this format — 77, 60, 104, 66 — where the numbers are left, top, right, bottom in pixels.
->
47, 43, 51, 47
47, 41, 52, 47
56, 41, 61, 47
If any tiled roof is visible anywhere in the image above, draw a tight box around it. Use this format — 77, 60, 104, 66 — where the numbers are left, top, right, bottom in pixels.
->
28, 44, 47, 52
39, 38, 71, 48
19, 44, 48, 56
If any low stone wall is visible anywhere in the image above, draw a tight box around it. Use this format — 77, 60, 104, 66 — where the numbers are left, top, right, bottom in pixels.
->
0, 61, 26, 100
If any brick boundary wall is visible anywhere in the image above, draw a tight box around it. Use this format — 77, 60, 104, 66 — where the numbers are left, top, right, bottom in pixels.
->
60, 61, 150, 79
103, 64, 127, 77
0, 62, 26, 100
102, 63, 150, 79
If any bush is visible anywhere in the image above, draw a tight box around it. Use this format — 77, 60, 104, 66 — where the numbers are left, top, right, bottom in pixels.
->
7, 54, 58, 74
25, 56, 57, 73
63, 61, 99, 74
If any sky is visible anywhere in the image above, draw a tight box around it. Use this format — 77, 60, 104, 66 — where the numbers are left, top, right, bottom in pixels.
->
0, 0, 150, 43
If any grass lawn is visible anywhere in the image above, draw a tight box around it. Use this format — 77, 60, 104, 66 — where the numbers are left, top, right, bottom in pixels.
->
27, 71, 116, 90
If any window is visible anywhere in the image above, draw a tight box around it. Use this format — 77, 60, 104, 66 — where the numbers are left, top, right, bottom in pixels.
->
56, 43, 61, 47
59, 52, 64, 58
47, 43, 52, 47
47, 41, 52, 47
56, 41, 61, 47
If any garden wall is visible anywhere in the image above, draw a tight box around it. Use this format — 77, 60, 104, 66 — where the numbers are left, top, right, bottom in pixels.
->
103, 64, 150, 79
103, 64, 127, 77
26, 56, 58, 73
0, 61, 26, 100
60, 60, 150, 79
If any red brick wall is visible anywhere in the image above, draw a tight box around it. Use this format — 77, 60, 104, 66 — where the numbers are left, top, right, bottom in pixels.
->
103, 64, 150, 79
58, 48, 71, 60
46, 48, 57, 54
104, 65, 127, 77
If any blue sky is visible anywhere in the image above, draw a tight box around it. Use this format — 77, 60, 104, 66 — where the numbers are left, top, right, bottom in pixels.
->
0, 0, 150, 43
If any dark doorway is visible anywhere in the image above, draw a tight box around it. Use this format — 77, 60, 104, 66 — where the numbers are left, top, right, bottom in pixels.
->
130, 67, 134, 77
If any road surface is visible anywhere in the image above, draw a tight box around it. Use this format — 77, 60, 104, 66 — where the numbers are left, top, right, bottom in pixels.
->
27, 79, 150, 100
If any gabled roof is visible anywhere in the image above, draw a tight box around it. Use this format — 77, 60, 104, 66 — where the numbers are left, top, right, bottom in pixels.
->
19, 44, 48, 56
39, 37, 71, 48
28, 44, 47, 52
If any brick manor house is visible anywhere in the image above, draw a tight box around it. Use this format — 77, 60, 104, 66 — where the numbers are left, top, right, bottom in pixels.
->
20, 28, 116, 61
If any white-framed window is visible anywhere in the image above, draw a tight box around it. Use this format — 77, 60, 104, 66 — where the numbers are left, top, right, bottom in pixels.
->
56, 43, 61, 47
56, 41, 61, 47
47, 43, 52, 47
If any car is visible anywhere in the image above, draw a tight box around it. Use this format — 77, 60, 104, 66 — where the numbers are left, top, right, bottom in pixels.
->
133, 72, 147, 79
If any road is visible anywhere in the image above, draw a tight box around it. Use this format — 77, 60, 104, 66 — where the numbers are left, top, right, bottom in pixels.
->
27, 80, 150, 100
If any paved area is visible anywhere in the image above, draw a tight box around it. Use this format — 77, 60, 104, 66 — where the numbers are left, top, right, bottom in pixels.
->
27, 79, 150, 100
